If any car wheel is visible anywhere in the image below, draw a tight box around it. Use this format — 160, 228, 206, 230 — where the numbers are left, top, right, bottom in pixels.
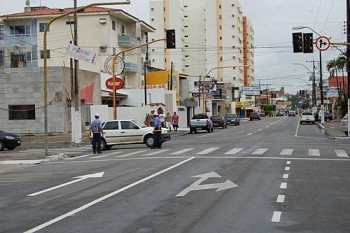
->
0, 141, 4, 151
6, 146, 16, 150
101, 139, 107, 151
145, 135, 154, 148
190, 128, 195, 134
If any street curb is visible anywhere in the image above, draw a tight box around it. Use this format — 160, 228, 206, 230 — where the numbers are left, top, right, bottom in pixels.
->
0, 153, 65, 165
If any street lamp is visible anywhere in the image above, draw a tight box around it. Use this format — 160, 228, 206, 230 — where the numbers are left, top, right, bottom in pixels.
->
293, 62, 316, 107
292, 26, 324, 105
43, 1, 130, 155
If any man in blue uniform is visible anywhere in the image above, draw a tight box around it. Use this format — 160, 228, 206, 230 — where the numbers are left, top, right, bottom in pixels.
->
151, 107, 163, 149
90, 113, 103, 154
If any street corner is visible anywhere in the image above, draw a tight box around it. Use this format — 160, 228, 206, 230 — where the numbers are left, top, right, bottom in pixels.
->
0, 150, 66, 165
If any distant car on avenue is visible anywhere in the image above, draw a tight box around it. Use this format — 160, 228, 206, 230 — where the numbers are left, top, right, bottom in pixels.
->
250, 112, 261, 121
224, 113, 240, 126
288, 111, 296, 117
0, 130, 22, 151
300, 112, 315, 124
210, 115, 227, 129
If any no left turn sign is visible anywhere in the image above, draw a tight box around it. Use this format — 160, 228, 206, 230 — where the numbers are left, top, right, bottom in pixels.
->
316, 36, 331, 51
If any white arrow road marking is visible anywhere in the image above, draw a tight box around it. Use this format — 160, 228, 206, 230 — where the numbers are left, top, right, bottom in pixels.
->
24, 157, 195, 233
27, 172, 105, 197
176, 172, 238, 197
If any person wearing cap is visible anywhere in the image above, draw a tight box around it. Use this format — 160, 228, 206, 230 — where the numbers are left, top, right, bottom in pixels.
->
90, 113, 103, 154
150, 107, 163, 149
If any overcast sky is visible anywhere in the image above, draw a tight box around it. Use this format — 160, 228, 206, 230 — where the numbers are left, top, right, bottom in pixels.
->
1, 0, 347, 94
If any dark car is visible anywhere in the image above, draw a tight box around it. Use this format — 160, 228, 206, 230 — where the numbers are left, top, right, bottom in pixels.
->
210, 115, 227, 128
314, 111, 333, 122
250, 112, 261, 121
0, 130, 22, 151
224, 113, 240, 126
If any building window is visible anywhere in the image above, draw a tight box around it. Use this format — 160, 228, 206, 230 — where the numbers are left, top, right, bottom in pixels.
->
39, 23, 49, 32
112, 21, 116, 31
0, 50, 3, 67
25, 52, 32, 63
66, 20, 75, 25
9, 25, 31, 36
40, 50, 50, 59
0, 25, 3, 40
9, 105, 35, 120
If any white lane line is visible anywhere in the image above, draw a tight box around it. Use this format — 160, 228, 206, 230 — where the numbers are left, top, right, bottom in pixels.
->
283, 174, 289, 179
251, 148, 269, 155
197, 148, 219, 155
309, 149, 320, 157
277, 195, 285, 203
265, 126, 269, 128
285, 167, 290, 171
272, 211, 282, 222
170, 148, 195, 155
335, 150, 349, 158
24, 157, 196, 233
247, 133, 253, 136
224, 148, 244, 155
258, 128, 263, 131
286, 161, 291, 165
144, 149, 170, 156
117, 150, 146, 158
280, 182, 287, 189
280, 149, 294, 156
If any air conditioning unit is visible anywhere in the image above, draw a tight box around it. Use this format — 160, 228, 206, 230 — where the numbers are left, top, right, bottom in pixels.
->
99, 46, 107, 52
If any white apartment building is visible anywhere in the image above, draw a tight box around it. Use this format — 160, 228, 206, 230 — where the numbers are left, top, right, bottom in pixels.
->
149, 0, 254, 89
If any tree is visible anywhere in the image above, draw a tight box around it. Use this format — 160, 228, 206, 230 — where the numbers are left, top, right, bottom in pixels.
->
336, 55, 347, 98
327, 58, 340, 99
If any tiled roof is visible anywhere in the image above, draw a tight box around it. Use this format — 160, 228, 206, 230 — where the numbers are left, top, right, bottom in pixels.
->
1, 6, 118, 18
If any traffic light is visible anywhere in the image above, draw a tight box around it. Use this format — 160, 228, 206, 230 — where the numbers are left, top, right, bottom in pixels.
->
303, 33, 313, 53
292, 33, 303, 53
166, 29, 176, 49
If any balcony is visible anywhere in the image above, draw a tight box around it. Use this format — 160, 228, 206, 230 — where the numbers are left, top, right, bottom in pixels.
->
118, 34, 138, 48
124, 61, 137, 73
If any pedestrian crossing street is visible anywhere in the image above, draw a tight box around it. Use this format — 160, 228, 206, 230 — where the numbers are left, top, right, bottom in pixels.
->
24, 146, 350, 159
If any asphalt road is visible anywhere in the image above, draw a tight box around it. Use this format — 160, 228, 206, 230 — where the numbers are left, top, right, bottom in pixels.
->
1, 116, 350, 233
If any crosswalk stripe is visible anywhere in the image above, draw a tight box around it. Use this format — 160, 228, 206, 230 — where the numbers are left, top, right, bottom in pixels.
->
280, 149, 294, 156
117, 150, 147, 158
224, 148, 244, 155
170, 148, 194, 155
197, 148, 219, 155
144, 149, 170, 156
335, 150, 349, 158
251, 148, 269, 155
309, 149, 320, 156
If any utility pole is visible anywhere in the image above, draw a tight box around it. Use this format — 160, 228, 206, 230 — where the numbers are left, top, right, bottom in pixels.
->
72, 0, 82, 143
347, 0, 350, 137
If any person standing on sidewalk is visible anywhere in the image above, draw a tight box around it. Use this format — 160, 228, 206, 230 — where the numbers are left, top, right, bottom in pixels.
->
165, 112, 172, 132
90, 113, 103, 154
171, 111, 179, 133
151, 107, 163, 149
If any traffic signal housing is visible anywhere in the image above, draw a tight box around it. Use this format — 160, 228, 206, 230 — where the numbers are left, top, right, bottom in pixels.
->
292, 32, 303, 53
303, 33, 313, 53
166, 29, 176, 49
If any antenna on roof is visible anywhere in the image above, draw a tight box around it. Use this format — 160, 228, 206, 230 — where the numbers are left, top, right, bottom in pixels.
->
25, 0, 30, 7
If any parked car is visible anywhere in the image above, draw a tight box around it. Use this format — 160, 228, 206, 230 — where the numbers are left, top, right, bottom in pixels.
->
314, 111, 333, 122
0, 130, 22, 151
210, 115, 227, 128
288, 111, 296, 117
189, 114, 214, 133
224, 113, 240, 126
341, 114, 348, 136
92, 119, 171, 150
300, 111, 315, 124
250, 112, 261, 121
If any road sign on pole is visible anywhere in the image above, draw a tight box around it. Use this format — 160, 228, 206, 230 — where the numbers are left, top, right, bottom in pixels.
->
316, 36, 330, 51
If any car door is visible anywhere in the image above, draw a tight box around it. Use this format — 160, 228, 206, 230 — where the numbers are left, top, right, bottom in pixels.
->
119, 120, 143, 143
103, 120, 121, 144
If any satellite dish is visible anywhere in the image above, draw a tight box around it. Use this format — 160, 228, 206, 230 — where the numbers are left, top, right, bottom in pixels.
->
25, 0, 30, 7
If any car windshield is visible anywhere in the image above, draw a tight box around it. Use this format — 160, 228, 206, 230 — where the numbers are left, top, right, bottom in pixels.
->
211, 116, 222, 120
225, 114, 236, 118
193, 114, 208, 119
303, 112, 313, 115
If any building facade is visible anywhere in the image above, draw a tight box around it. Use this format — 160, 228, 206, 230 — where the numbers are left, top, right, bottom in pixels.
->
149, 0, 255, 114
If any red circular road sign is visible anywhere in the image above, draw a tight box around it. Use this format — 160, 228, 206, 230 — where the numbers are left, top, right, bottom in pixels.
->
105, 77, 124, 90
316, 36, 331, 51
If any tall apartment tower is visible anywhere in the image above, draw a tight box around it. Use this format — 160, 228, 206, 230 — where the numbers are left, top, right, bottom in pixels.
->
149, 0, 254, 89
243, 16, 255, 86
